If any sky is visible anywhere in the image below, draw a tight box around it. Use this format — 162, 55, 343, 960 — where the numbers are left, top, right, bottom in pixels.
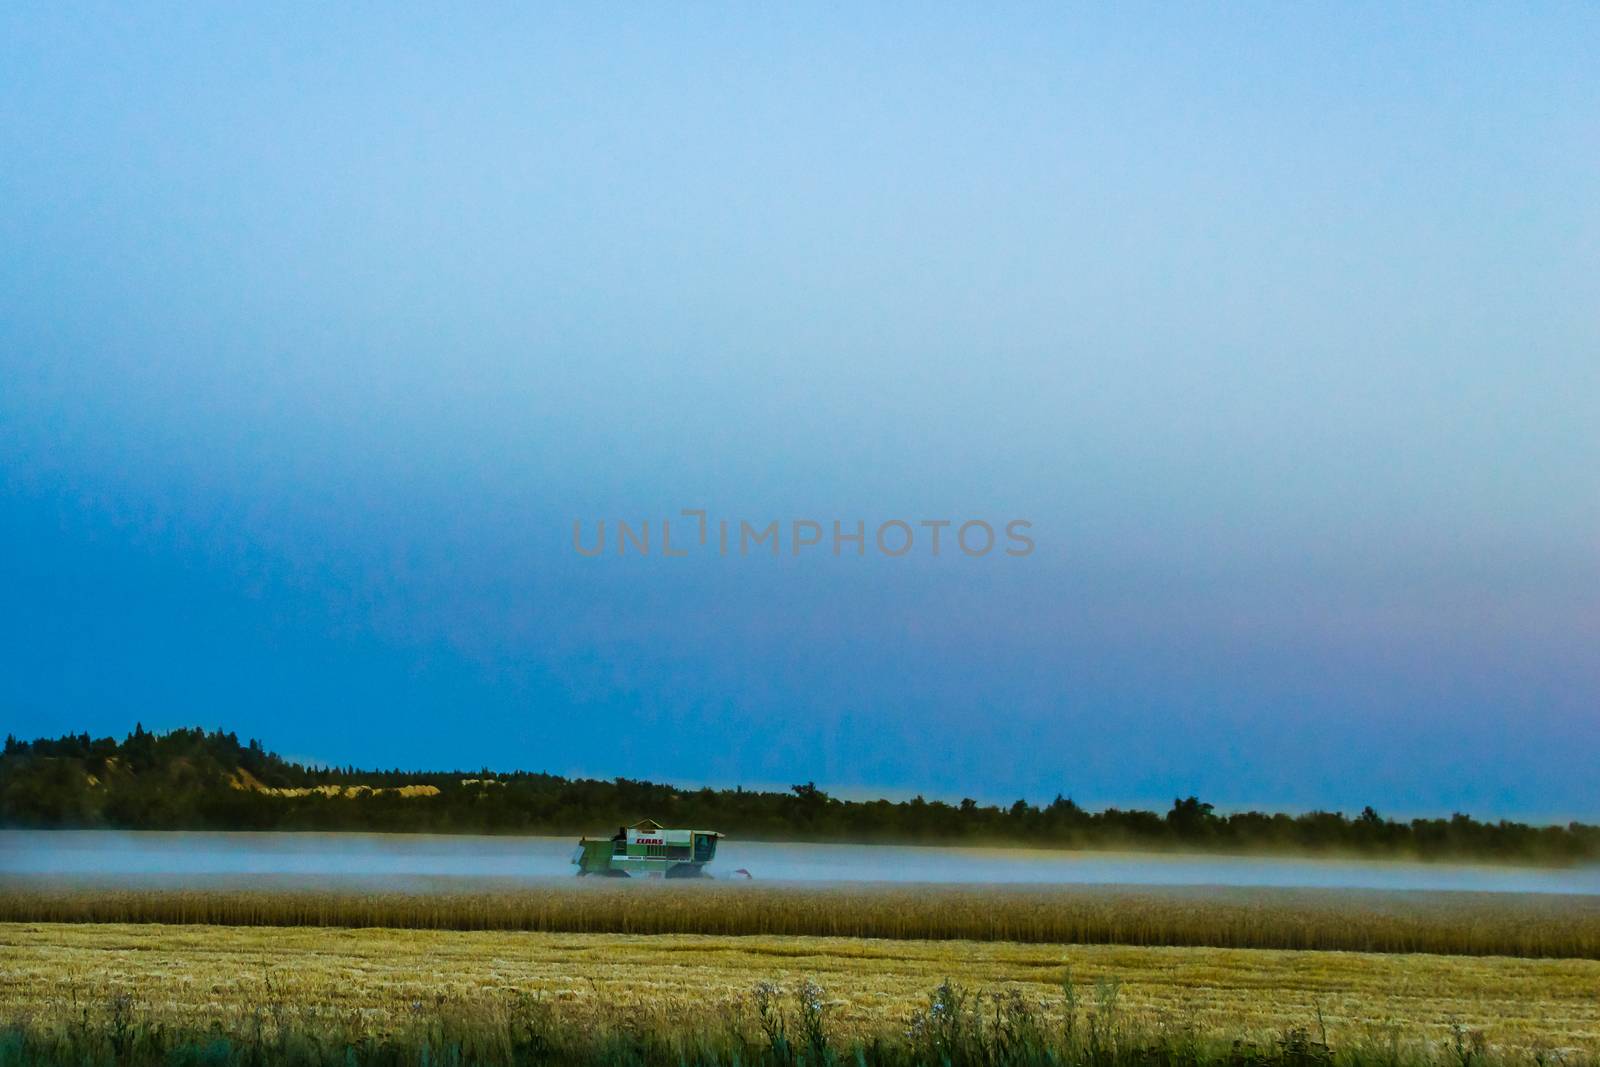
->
2, 4, 1597, 821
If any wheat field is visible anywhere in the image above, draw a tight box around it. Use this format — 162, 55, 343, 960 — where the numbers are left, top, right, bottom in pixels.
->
3, 879, 1597, 959
3, 922, 1597, 1058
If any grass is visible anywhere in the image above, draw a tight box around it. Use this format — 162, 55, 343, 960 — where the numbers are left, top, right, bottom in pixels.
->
2, 923, 1598, 1059
2, 879, 1597, 959
6, 987, 1584, 1067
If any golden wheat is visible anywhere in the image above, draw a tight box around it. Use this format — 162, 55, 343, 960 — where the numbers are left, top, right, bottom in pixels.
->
2, 922, 1597, 1058
1, 879, 1595, 958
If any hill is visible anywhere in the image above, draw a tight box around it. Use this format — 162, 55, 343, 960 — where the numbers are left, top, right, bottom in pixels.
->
3, 726, 1597, 865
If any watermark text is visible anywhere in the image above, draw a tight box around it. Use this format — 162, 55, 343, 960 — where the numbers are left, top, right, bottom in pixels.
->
573, 510, 1034, 559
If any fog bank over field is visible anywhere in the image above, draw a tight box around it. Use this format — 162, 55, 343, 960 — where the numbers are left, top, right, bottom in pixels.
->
5, 831, 1598, 896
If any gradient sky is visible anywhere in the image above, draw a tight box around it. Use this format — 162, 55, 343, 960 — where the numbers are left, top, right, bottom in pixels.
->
2, 4, 1597, 820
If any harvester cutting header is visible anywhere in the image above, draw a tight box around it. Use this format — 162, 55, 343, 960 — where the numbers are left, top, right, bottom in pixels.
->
571, 819, 722, 878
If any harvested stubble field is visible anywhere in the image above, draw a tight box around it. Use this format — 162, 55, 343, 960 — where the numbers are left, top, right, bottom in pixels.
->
1, 878, 1597, 959
2, 922, 1598, 1058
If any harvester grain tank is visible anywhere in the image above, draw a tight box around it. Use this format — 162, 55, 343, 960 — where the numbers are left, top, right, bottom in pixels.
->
571, 819, 722, 878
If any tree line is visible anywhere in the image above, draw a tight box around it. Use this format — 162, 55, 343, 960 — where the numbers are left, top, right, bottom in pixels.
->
3, 725, 1596, 865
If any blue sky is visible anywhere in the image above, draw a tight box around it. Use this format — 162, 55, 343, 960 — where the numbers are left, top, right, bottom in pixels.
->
2, 4, 1597, 819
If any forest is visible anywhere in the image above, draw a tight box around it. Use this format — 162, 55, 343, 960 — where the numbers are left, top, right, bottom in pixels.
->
3, 726, 1596, 864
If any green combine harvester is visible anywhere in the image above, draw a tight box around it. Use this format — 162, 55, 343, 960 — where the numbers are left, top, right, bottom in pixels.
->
571, 819, 723, 878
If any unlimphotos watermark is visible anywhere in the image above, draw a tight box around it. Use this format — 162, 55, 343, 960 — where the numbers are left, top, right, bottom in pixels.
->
573, 510, 1034, 558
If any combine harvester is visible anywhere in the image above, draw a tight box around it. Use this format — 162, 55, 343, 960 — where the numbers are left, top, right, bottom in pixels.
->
572, 819, 728, 878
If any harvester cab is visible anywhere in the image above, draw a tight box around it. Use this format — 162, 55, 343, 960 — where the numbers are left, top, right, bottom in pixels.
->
572, 819, 722, 878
